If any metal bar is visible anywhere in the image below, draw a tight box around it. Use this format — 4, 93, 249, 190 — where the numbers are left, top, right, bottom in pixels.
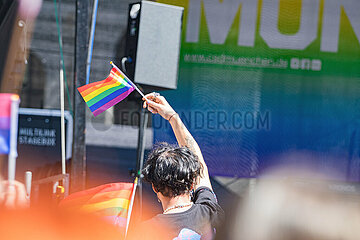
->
32, 174, 69, 185
60, 67, 66, 174
31, 174, 70, 203
54, 0, 67, 175
135, 106, 148, 219
86, 0, 99, 85
71, 0, 88, 193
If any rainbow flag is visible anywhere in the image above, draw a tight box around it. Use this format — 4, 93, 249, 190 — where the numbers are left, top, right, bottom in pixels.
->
78, 67, 134, 116
0, 94, 16, 154
59, 182, 135, 236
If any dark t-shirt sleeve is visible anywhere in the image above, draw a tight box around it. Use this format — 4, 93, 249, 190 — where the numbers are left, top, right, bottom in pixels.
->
193, 186, 225, 228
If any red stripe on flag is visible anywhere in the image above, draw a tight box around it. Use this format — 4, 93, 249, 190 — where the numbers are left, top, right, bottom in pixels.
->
78, 76, 119, 96
79, 78, 119, 99
78, 78, 109, 93
110, 68, 125, 79
60, 190, 132, 207
60, 183, 134, 204
78, 67, 123, 94
0, 94, 14, 117
78, 79, 107, 93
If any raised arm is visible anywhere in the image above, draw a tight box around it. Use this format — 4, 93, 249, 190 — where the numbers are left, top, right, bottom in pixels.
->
143, 93, 212, 190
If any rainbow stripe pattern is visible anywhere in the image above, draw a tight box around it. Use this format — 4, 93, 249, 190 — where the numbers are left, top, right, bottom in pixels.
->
59, 182, 135, 235
0, 94, 15, 154
78, 67, 134, 116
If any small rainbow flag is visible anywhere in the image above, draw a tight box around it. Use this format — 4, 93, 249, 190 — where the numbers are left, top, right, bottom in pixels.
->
78, 67, 134, 117
59, 182, 136, 236
0, 94, 17, 155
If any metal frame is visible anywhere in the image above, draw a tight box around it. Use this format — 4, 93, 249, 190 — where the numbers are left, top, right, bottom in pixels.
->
32, 173, 69, 204
19, 108, 73, 159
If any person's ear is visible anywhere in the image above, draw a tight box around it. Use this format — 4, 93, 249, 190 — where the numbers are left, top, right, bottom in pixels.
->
190, 182, 195, 191
152, 184, 158, 193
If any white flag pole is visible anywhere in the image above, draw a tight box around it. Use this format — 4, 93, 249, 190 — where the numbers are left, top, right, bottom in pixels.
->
125, 177, 138, 238
60, 67, 66, 175
110, 61, 148, 101
25, 171, 32, 200
8, 95, 20, 186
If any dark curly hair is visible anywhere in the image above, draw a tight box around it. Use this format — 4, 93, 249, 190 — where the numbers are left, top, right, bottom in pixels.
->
142, 142, 202, 197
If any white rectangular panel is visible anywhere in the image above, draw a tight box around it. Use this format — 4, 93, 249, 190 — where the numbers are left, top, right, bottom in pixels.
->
134, 1, 183, 89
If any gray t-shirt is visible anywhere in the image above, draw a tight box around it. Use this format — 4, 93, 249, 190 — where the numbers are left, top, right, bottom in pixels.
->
131, 187, 225, 240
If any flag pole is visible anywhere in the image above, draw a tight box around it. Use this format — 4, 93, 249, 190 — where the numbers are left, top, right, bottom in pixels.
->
8, 95, 20, 186
55, 0, 67, 175
110, 61, 148, 100
60, 67, 66, 175
125, 177, 138, 238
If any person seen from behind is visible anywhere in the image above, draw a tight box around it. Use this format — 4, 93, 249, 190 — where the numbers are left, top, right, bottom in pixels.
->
128, 93, 224, 240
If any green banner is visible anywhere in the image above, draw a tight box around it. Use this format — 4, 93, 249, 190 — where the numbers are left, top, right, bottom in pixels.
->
162, 0, 360, 77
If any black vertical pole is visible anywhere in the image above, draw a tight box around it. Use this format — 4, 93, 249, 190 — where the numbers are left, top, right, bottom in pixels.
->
71, 0, 88, 193
135, 106, 148, 219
